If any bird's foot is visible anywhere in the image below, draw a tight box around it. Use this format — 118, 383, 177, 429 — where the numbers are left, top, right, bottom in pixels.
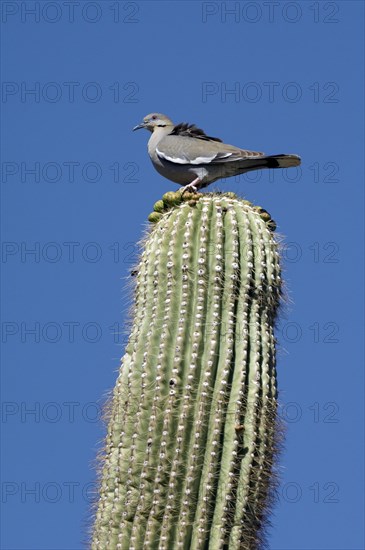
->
180, 177, 201, 196
181, 183, 197, 195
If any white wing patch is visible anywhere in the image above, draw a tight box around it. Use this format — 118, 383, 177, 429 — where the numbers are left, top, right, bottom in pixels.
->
190, 155, 221, 165
156, 148, 193, 164
156, 147, 233, 165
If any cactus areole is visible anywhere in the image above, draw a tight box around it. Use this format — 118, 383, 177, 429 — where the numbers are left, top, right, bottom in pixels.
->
92, 192, 282, 550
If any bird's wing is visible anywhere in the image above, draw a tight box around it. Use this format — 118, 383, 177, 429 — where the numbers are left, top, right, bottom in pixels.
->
156, 135, 264, 166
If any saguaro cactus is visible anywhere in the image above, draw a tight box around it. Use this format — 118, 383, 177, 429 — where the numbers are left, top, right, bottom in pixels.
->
92, 192, 282, 550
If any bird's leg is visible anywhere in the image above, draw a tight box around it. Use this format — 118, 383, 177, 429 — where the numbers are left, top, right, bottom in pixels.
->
180, 176, 202, 195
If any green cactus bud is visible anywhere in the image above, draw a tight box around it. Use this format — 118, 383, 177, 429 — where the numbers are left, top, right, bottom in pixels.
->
153, 200, 165, 213
260, 212, 271, 223
92, 193, 282, 550
267, 219, 277, 232
148, 211, 163, 224
181, 191, 200, 202
162, 191, 183, 207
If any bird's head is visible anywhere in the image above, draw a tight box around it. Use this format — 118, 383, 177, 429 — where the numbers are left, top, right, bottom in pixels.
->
133, 113, 174, 133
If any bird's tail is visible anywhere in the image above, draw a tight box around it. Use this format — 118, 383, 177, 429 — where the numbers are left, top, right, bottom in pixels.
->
210, 154, 301, 185
260, 154, 301, 169
217, 154, 301, 181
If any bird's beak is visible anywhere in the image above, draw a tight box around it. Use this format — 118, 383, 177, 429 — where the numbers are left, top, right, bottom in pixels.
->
133, 122, 146, 131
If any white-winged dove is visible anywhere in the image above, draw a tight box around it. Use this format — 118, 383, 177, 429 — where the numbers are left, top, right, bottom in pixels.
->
133, 113, 301, 192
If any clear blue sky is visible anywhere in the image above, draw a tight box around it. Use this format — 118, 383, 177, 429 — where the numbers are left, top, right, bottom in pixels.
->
1, 1, 364, 549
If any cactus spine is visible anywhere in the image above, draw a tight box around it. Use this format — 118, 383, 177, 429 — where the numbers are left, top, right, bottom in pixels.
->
92, 192, 282, 550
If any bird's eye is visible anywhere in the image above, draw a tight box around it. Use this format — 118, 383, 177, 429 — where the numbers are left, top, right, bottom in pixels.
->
152, 115, 157, 120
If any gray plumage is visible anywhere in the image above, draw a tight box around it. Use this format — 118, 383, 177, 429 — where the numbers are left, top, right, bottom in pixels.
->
133, 113, 301, 192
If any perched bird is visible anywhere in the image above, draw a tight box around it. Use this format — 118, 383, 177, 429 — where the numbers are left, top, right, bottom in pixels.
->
133, 113, 301, 192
